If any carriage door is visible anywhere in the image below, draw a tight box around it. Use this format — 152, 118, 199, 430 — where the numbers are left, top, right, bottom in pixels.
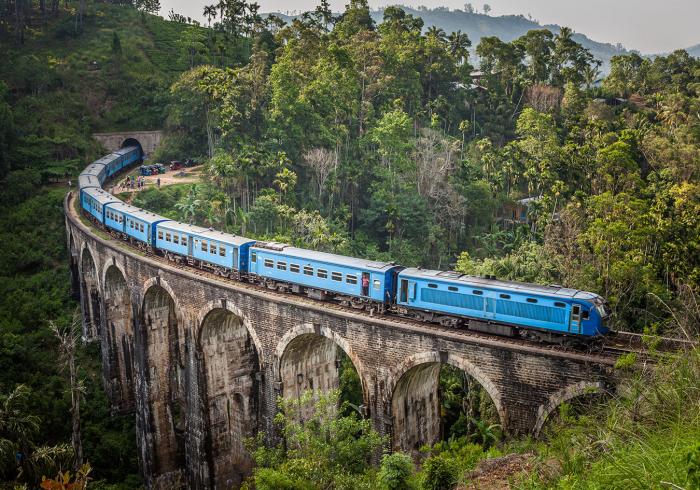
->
485, 296, 496, 319
400, 279, 409, 303
361, 272, 370, 296
569, 304, 582, 334
233, 247, 239, 271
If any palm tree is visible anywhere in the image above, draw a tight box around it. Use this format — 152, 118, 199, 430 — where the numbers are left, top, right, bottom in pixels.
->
203, 5, 217, 28
583, 63, 601, 89
426, 25, 447, 44
448, 30, 471, 64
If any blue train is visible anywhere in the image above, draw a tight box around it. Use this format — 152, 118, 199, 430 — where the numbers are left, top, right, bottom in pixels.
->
77, 147, 610, 344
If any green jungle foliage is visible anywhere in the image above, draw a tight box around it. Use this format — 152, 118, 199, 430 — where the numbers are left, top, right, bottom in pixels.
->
1, 0, 699, 488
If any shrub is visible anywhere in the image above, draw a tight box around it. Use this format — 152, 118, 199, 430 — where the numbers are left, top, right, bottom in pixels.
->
421, 454, 459, 490
378, 452, 415, 490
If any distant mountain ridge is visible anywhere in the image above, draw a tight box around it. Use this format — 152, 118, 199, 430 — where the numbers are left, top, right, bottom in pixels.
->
270, 6, 632, 72
684, 43, 700, 58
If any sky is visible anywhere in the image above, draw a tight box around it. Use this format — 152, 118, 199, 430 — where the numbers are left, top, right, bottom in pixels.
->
159, 0, 700, 54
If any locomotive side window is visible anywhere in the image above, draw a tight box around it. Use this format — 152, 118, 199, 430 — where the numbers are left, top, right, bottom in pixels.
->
572, 305, 580, 315
428, 283, 438, 288
527, 298, 538, 303
317, 269, 328, 279
290, 264, 300, 273
500, 293, 511, 299
582, 310, 590, 320
473, 290, 483, 295
264, 259, 273, 268
331, 272, 342, 282
346, 274, 357, 285
448, 286, 458, 292
303, 266, 313, 276
554, 302, 566, 308
251, 253, 257, 263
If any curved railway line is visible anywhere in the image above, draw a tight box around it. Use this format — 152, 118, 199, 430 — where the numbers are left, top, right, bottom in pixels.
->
67, 191, 696, 366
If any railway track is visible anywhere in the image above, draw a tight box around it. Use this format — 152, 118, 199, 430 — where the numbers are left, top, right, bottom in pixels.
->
67, 192, 695, 365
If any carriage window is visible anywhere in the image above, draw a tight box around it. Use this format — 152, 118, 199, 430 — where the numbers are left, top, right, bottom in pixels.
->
303, 266, 313, 276
201, 240, 207, 252
554, 302, 566, 308
473, 290, 483, 295
317, 269, 328, 279
219, 246, 226, 256
158, 230, 163, 240
165, 232, 171, 241
264, 259, 274, 268
277, 261, 287, 270
448, 286, 458, 292
500, 293, 511, 299
181, 236, 187, 246
290, 264, 300, 273
373, 280, 381, 290
331, 272, 342, 281
527, 298, 538, 303
210, 243, 216, 254
140, 224, 144, 232
173, 235, 179, 244
428, 283, 438, 288
251, 253, 257, 263
346, 274, 357, 285
572, 305, 580, 315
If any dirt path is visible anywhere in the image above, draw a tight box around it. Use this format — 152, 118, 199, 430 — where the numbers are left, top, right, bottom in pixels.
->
108, 166, 205, 198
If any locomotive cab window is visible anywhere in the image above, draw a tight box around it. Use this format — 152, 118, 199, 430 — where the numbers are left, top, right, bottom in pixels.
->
331, 272, 342, 282
526, 298, 538, 303
582, 310, 590, 320
290, 264, 300, 273
473, 290, 483, 295
448, 286, 458, 292
317, 269, 328, 279
428, 283, 438, 288
500, 293, 511, 299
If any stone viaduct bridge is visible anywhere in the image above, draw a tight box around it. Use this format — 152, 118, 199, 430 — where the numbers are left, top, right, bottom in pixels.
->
65, 192, 618, 489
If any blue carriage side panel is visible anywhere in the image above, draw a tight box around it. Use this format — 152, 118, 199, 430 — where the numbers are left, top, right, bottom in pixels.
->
249, 244, 400, 303
397, 269, 608, 337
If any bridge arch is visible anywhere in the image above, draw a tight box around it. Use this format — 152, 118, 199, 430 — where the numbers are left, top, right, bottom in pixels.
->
533, 381, 605, 437
140, 279, 186, 478
79, 245, 101, 339
68, 230, 80, 299
387, 351, 506, 454
275, 324, 368, 416
195, 303, 261, 489
103, 263, 135, 411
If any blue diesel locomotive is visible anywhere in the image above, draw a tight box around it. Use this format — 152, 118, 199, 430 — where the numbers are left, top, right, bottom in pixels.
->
76, 147, 610, 343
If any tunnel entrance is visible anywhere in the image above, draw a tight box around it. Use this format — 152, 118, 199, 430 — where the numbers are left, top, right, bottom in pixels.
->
80, 247, 101, 339
121, 137, 144, 159
391, 359, 501, 456
198, 308, 260, 489
104, 265, 135, 411
141, 284, 184, 477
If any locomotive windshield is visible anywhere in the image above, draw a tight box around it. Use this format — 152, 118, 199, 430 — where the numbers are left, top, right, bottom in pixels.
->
594, 298, 611, 318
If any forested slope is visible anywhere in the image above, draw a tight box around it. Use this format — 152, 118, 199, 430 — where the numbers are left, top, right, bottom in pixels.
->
1, 0, 699, 488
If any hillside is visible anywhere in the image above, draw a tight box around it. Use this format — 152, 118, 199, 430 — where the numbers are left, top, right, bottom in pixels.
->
271, 6, 630, 71
686, 43, 700, 57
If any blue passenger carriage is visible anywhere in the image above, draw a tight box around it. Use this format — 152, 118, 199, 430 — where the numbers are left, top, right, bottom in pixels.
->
81, 162, 108, 186
81, 187, 120, 224
104, 146, 142, 177
396, 269, 610, 340
248, 242, 402, 308
104, 202, 169, 248
78, 173, 101, 191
